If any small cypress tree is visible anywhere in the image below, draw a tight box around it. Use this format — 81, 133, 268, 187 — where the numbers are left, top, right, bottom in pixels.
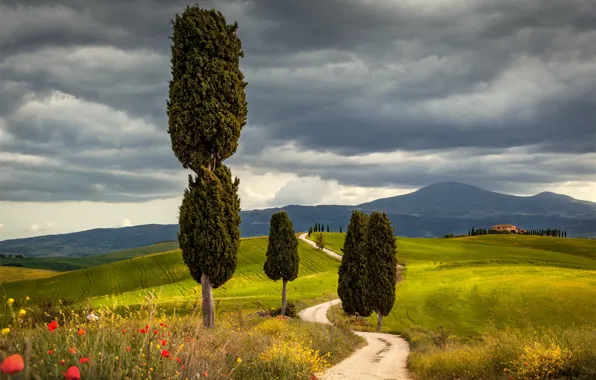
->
168, 5, 247, 328
340, 226, 343, 233
338, 210, 371, 316
365, 212, 397, 331
264, 212, 300, 316
327, 224, 330, 233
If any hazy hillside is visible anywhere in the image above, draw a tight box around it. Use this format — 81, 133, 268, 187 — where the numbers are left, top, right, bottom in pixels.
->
2, 182, 595, 257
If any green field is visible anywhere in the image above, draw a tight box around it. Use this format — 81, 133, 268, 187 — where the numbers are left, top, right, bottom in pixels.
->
5, 232, 596, 339
0, 266, 57, 284
0, 241, 180, 272
309, 232, 596, 266
314, 232, 596, 337
2, 239, 339, 313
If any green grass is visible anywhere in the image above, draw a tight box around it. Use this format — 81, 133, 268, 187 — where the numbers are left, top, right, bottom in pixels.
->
317, 232, 596, 336
2, 239, 340, 313
465, 234, 596, 260
390, 265, 596, 336
0, 266, 57, 283
0, 241, 180, 272
101, 241, 179, 258
309, 232, 596, 267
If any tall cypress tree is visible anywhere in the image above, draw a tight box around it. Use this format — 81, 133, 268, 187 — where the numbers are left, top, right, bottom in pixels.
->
327, 224, 330, 233
340, 226, 343, 233
264, 212, 300, 316
168, 5, 247, 328
338, 210, 371, 316
365, 212, 398, 331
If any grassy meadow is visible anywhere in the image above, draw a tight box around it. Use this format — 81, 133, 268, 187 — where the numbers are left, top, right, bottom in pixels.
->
1, 239, 340, 314
0, 241, 180, 272
3, 231, 596, 379
312, 232, 596, 379
0, 267, 57, 284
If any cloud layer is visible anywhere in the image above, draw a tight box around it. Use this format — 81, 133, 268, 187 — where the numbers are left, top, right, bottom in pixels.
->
1, 0, 595, 212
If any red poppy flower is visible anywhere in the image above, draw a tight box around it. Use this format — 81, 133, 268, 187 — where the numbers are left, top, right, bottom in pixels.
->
68, 347, 77, 355
79, 358, 89, 364
126, 346, 131, 352
48, 349, 54, 355
0, 354, 24, 375
138, 329, 147, 334
311, 375, 317, 380
176, 357, 182, 363
121, 329, 126, 333
202, 371, 208, 377
181, 365, 185, 371
77, 329, 85, 336
59, 360, 66, 365
48, 320, 59, 332
159, 322, 165, 327
153, 330, 159, 335
145, 325, 149, 329
63, 366, 81, 380
161, 340, 167, 346
161, 350, 170, 358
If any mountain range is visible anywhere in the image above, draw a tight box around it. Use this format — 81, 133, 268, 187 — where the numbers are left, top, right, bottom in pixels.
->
2, 182, 595, 257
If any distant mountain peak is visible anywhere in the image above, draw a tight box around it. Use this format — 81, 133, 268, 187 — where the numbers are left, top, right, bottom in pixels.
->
534, 191, 570, 198
414, 182, 489, 194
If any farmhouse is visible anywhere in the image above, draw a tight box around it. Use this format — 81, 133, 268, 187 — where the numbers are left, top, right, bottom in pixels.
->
14, 254, 26, 259
491, 224, 526, 233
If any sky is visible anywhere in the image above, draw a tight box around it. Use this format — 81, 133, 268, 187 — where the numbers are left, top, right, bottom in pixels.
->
1, 0, 595, 240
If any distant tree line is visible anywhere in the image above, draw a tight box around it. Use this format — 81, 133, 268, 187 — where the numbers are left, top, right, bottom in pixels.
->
463, 227, 568, 237
308, 223, 332, 236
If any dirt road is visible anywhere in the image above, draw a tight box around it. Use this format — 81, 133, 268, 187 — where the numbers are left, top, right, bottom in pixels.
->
297, 233, 411, 380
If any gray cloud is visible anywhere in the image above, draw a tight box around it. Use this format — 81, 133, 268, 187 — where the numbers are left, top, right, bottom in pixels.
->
0, 0, 595, 204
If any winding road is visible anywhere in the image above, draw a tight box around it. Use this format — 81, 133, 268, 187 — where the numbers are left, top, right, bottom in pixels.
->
298, 233, 411, 380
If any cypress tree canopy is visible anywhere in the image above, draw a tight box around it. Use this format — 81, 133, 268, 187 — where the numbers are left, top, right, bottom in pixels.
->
338, 210, 371, 316
178, 167, 238, 289
365, 212, 398, 317
167, 6, 248, 172
264, 212, 300, 282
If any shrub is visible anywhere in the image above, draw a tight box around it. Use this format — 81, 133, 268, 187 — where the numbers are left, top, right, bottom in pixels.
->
509, 340, 572, 379
270, 302, 297, 318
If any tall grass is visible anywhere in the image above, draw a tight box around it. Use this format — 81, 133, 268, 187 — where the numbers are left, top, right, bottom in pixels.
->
0, 294, 363, 380
405, 323, 596, 380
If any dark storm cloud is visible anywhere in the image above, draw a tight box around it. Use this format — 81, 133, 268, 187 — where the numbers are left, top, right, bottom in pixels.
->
0, 0, 595, 203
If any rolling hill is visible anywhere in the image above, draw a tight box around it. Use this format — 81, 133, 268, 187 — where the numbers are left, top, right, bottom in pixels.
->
4, 233, 596, 339
2, 238, 339, 313
2, 182, 595, 257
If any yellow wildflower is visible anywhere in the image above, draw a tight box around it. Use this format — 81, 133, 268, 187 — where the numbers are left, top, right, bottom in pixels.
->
1, 327, 9, 336
19, 309, 27, 317
236, 357, 242, 364
7, 298, 14, 306
26, 296, 30, 301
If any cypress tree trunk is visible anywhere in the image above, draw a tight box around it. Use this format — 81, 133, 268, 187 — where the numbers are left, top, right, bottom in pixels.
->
281, 279, 288, 316
376, 311, 383, 332
201, 273, 215, 328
